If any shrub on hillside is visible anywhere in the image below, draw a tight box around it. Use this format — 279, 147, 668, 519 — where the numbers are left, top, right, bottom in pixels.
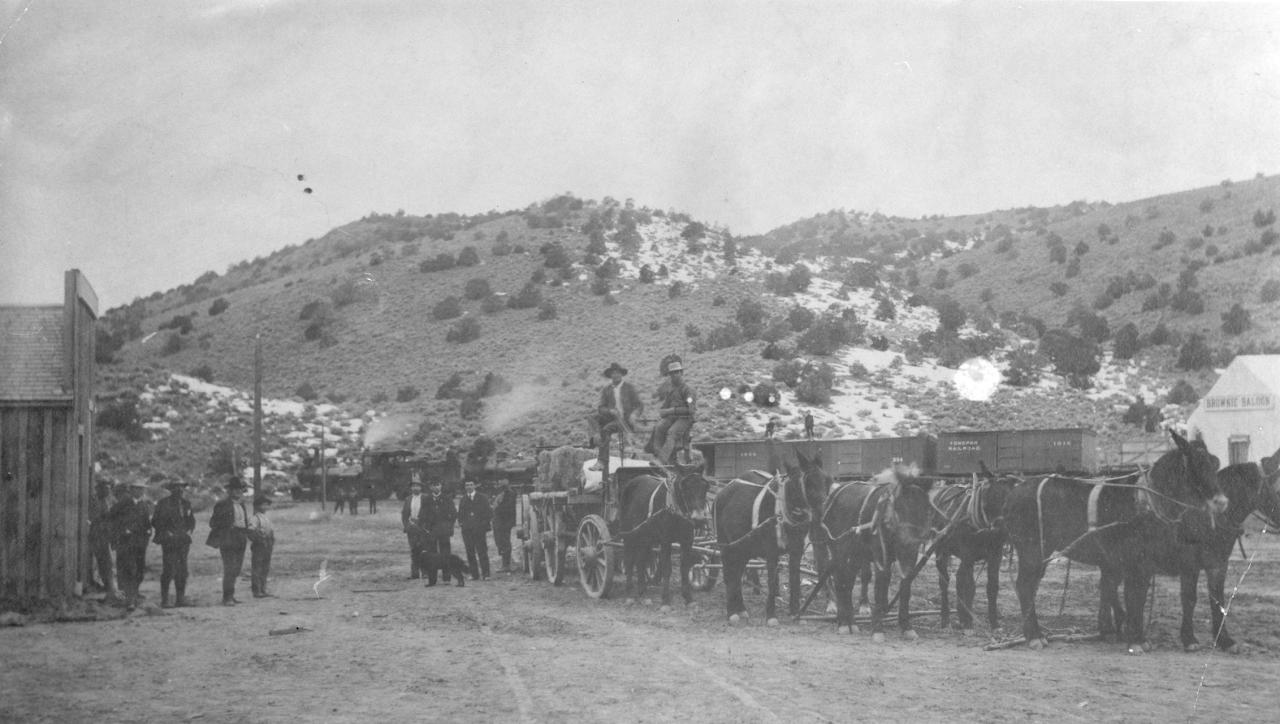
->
437, 373, 466, 399
797, 315, 860, 356
591, 277, 611, 296
397, 385, 421, 402
464, 278, 491, 300
1252, 209, 1276, 228
295, 382, 318, 401
432, 296, 463, 320
97, 398, 147, 441
933, 296, 966, 333
1038, 329, 1100, 388
478, 372, 512, 398
540, 242, 570, 268
752, 382, 780, 407
1069, 307, 1109, 342
1221, 303, 1251, 335
1176, 334, 1213, 371
446, 316, 481, 343
299, 300, 328, 321
638, 264, 655, 283
692, 322, 745, 353
1166, 380, 1200, 405
508, 282, 542, 310
788, 305, 816, 332
668, 281, 685, 299
1261, 279, 1280, 304
1003, 346, 1045, 388
772, 359, 806, 388
932, 269, 950, 289
537, 300, 557, 320
1050, 281, 1068, 297
1113, 323, 1141, 360
457, 246, 480, 266
794, 371, 834, 405
735, 299, 767, 338
1170, 289, 1205, 315
189, 364, 214, 383
208, 297, 229, 316
762, 341, 794, 360
1065, 257, 1081, 278
419, 253, 456, 273
161, 332, 184, 356
874, 296, 896, 321
159, 314, 195, 335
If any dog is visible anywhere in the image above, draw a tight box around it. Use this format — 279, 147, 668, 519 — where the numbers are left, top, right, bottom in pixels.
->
415, 550, 470, 587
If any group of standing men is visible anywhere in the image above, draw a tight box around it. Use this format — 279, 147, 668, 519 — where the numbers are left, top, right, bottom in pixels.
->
401, 476, 517, 585
89, 475, 275, 609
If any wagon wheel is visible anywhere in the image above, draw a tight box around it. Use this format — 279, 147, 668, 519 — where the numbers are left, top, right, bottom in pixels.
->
523, 496, 544, 581
542, 507, 567, 585
576, 514, 615, 599
690, 550, 719, 592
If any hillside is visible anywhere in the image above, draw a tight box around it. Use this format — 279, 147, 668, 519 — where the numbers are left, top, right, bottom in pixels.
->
91, 184, 1272, 487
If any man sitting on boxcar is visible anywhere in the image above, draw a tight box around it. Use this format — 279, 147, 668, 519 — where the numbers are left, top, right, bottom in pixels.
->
592, 361, 644, 472
647, 359, 696, 465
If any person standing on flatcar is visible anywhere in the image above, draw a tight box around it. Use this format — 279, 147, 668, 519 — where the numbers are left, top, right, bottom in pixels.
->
592, 362, 644, 472
804, 411, 814, 440
151, 480, 195, 608
458, 480, 492, 580
421, 479, 457, 586
491, 478, 517, 573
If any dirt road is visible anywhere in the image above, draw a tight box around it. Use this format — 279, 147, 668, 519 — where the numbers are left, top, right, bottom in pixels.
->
3, 504, 1278, 723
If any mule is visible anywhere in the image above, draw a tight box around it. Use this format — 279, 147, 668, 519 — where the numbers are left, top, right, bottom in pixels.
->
932, 471, 1017, 633
618, 462, 711, 607
821, 463, 934, 641
711, 443, 833, 625
1004, 429, 1226, 654
1097, 454, 1280, 652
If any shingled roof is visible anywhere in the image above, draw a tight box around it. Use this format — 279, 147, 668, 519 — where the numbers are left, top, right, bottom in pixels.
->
0, 305, 71, 402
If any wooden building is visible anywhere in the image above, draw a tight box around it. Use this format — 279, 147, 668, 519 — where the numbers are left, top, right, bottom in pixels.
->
0, 271, 98, 600
1186, 355, 1280, 466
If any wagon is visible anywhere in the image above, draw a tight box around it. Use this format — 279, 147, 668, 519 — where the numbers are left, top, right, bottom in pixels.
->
516, 451, 721, 599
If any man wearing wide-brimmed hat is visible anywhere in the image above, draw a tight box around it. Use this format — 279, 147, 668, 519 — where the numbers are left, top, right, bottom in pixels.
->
88, 477, 118, 600
401, 474, 428, 579
108, 480, 152, 609
151, 480, 196, 607
206, 476, 252, 605
647, 358, 696, 465
592, 361, 644, 471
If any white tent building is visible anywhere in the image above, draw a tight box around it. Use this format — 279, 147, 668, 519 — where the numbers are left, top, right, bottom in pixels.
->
1186, 355, 1280, 466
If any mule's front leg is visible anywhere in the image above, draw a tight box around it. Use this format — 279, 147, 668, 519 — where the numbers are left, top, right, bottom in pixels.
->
1205, 565, 1238, 653
1122, 571, 1151, 655
1179, 568, 1201, 651
1097, 567, 1121, 643
936, 553, 952, 629
984, 550, 1002, 631
763, 549, 781, 625
657, 541, 674, 607
677, 534, 695, 606
870, 563, 891, 642
897, 548, 919, 640
1012, 545, 1047, 649
830, 543, 857, 635
722, 551, 748, 622
786, 536, 807, 617
957, 557, 979, 631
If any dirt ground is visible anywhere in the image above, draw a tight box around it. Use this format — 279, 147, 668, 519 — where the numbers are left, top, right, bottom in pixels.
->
3, 502, 1280, 724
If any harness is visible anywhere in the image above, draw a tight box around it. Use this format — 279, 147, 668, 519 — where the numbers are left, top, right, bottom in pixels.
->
719, 470, 813, 552
819, 481, 895, 571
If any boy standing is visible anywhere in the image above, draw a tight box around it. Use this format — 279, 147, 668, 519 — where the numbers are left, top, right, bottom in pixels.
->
249, 495, 276, 598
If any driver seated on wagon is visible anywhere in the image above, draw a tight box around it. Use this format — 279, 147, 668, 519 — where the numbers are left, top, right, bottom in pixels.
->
589, 361, 644, 473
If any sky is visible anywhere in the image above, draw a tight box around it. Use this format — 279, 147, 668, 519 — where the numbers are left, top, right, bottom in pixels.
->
2, 1, 1279, 309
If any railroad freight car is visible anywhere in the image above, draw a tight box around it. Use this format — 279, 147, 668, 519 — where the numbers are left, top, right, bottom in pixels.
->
692, 435, 937, 482
935, 428, 1098, 476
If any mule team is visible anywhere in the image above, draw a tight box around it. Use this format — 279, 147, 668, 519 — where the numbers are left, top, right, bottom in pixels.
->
599, 358, 1279, 655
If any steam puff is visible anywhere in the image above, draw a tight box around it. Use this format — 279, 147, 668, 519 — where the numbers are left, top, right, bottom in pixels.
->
363, 413, 421, 448
484, 382, 546, 434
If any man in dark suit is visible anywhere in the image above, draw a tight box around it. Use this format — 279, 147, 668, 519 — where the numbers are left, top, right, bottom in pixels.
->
108, 480, 152, 609
490, 478, 517, 573
420, 480, 456, 586
151, 480, 195, 608
457, 480, 492, 580
400, 475, 428, 579
206, 476, 251, 605
88, 478, 118, 600
593, 362, 644, 471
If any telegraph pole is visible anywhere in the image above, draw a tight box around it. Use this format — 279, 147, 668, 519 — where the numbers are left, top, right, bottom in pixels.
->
320, 427, 327, 508
253, 333, 263, 498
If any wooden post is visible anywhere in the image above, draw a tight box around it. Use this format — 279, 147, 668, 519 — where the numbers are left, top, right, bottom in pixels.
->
320, 427, 327, 508
253, 334, 263, 498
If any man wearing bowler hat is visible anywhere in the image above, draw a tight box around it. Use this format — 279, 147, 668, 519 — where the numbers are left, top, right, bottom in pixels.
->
420, 479, 457, 586
108, 480, 153, 609
206, 476, 251, 605
151, 480, 196, 607
593, 362, 644, 472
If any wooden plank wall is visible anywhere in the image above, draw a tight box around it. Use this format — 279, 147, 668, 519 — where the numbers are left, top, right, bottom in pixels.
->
0, 406, 76, 600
